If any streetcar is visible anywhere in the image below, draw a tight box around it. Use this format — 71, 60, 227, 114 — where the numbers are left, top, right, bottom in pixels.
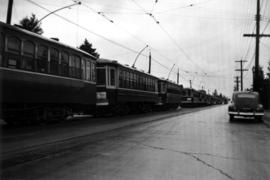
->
157, 78, 183, 109
0, 21, 97, 124
96, 58, 159, 114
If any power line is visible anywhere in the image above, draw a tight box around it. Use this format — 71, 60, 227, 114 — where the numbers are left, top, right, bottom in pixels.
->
25, 0, 140, 54
79, 0, 203, 81
131, 0, 208, 76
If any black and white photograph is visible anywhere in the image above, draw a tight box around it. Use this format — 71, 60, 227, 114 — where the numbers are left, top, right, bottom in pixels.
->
1, 0, 270, 179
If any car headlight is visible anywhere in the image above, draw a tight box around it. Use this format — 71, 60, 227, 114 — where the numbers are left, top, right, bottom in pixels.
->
97, 92, 107, 99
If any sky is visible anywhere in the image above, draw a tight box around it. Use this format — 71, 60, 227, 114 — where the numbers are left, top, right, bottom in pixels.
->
1, 0, 270, 97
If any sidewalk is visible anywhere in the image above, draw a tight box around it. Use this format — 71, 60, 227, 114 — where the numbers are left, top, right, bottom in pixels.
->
263, 109, 270, 127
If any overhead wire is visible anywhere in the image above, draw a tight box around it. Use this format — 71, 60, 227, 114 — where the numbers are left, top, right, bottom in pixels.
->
25, 0, 142, 54
80, 0, 204, 82
130, 0, 208, 76
78, 0, 193, 82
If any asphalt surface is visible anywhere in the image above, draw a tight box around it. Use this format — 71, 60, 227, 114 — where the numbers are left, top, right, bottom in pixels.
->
1, 105, 270, 180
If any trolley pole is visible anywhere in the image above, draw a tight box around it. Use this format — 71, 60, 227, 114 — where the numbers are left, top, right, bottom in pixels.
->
177, 68, 179, 84
235, 60, 248, 91
243, 0, 270, 92
6, 0, 13, 24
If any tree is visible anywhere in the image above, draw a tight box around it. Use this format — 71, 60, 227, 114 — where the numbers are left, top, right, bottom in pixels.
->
213, 89, 218, 96
78, 39, 100, 58
19, 14, 43, 35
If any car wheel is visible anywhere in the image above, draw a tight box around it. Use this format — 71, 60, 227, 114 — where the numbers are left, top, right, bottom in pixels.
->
229, 115, 234, 122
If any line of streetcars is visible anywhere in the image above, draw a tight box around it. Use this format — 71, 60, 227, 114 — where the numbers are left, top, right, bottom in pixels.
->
0, 21, 227, 125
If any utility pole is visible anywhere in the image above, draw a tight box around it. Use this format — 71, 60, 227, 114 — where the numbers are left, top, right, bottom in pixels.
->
189, 80, 192, 89
235, 60, 248, 91
234, 76, 240, 91
177, 68, 179, 84
148, 49, 151, 74
243, 0, 270, 92
6, 0, 13, 24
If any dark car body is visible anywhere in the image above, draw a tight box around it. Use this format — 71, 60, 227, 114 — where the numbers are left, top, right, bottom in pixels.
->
228, 91, 264, 121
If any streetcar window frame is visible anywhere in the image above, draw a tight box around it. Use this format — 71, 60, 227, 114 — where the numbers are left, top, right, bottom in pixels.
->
6, 36, 21, 69
75, 55, 81, 79
119, 68, 124, 87
37, 44, 48, 73
91, 61, 96, 82
60, 51, 69, 77
22, 40, 35, 71
50, 47, 59, 75
86, 60, 91, 81
81, 58, 86, 80
7, 36, 21, 54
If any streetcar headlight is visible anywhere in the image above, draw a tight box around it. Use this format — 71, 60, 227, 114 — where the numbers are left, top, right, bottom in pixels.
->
97, 92, 107, 99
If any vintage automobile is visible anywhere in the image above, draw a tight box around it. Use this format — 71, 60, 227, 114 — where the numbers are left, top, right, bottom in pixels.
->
228, 91, 264, 121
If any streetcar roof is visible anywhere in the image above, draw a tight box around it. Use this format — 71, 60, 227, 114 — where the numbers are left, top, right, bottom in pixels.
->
0, 21, 97, 59
97, 58, 160, 79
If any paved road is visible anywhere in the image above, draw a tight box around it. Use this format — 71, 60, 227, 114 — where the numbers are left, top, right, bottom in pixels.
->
1, 105, 270, 180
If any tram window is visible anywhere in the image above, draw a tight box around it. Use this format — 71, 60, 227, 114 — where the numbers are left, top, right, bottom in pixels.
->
127, 71, 130, 88
129, 72, 132, 88
37, 45, 48, 73
7, 36, 21, 69
122, 71, 126, 87
133, 74, 137, 89
97, 68, 106, 85
7, 36, 20, 53
69, 55, 75, 78
81, 59, 86, 80
110, 69, 115, 86
22, 41, 35, 71
91, 61, 96, 81
74, 56, 81, 78
119, 69, 123, 87
50, 48, 59, 75
132, 73, 136, 87
61, 51, 69, 76
146, 78, 150, 91
23, 41, 35, 57
86, 61, 91, 81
